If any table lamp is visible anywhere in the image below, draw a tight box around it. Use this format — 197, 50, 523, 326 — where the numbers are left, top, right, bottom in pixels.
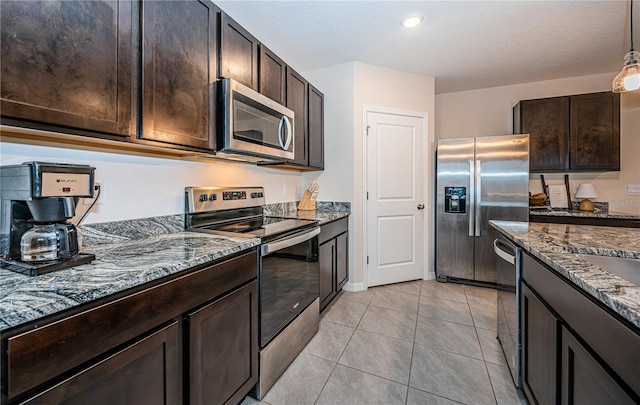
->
575, 183, 598, 211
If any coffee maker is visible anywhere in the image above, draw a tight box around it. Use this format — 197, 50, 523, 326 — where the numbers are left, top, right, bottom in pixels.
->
1, 162, 96, 275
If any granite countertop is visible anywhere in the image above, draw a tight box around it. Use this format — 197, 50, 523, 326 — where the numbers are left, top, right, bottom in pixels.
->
279, 210, 349, 225
0, 230, 260, 332
0, 203, 350, 333
264, 201, 350, 225
491, 220, 640, 329
529, 208, 640, 220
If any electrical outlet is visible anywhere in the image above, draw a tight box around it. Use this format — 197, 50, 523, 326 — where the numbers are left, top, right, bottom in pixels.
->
84, 180, 104, 205
628, 184, 640, 196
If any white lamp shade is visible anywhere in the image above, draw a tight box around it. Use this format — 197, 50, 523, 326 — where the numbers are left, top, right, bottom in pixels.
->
575, 183, 598, 199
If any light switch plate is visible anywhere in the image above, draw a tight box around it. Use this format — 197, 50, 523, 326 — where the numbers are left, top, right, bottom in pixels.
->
628, 184, 640, 196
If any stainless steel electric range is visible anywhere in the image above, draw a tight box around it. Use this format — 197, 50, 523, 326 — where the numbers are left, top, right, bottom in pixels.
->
185, 186, 320, 399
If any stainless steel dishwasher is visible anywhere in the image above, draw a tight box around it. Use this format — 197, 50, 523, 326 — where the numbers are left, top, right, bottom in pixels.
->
494, 233, 522, 388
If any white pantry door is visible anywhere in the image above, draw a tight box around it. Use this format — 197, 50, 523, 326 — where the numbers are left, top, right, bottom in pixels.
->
366, 110, 425, 287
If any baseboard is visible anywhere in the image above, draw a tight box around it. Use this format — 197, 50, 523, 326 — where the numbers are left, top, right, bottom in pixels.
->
342, 281, 366, 292
426, 271, 436, 280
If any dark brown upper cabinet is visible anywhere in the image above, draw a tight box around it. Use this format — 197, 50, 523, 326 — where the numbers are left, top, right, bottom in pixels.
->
0, 0, 134, 137
286, 67, 309, 166
259, 45, 286, 105
219, 12, 259, 91
308, 84, 325, 169
141, 0, 217, 150
514, 97, 569, 172
514, 92, 620, 173
569, 92, 620, 171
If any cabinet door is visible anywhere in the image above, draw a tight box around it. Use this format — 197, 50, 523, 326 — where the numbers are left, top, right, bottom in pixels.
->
0, 0, 133, 137
189, 280, 258, 405
569, 92, 620, 171
521, 283, 559, 405
319, 240, 336, 311
219, 12, 259, 90
286, 67, 309, 166
141, 0, 216, 149
517, 97, 569, 172
23, 322, 182, 405
336, 232, 349, 290
308, 84, 325, 169
259, 45, 286, 105
561, 326, 636, 405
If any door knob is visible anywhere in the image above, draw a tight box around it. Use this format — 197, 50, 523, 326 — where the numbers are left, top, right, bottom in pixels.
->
417, 204, 425, 210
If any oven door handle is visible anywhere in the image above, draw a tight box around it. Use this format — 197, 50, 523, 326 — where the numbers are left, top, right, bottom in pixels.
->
261, 227, 320, 256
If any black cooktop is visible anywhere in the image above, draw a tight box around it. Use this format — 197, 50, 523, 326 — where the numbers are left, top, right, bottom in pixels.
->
198, 216, 317, 242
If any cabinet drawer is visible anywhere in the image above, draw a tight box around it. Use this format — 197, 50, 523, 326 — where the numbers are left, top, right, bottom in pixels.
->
522, 253, 640, 395
4, 250, 257, 400
21, 321, 182, 405
319, 217, 348, 244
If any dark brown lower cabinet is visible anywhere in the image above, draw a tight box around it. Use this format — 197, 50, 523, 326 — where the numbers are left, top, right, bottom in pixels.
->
22, 321, 182, 405
188, 280, 258, 405
319, 218, 349, 312
561, 327, 635, 405
521, 252, 640, 405
521, 283, 559, 405
319, 240, 336, 310
1, 251, 259, 405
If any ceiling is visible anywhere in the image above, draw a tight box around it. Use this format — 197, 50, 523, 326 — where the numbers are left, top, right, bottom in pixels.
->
216, 0, 640, 95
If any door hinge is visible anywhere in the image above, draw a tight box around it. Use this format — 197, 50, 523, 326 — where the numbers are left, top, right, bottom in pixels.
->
366, 192, 369, 200
367, 256, 369, 265
366, 125, 371, 135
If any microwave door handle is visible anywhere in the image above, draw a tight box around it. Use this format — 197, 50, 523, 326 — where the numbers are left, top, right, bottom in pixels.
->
278, 116, 286, 149
283, 116, 292, 151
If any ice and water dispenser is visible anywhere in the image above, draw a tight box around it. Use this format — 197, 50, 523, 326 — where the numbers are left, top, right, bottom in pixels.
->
444, 187, 466, 214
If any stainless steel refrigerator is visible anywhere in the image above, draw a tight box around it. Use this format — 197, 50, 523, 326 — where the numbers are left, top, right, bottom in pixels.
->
436, 135, 529, 284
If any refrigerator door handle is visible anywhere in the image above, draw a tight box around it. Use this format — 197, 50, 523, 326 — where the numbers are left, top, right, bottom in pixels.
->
475, 160, 482, 237
469, 160, 475, 237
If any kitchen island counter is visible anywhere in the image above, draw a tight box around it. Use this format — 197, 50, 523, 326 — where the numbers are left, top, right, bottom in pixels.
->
490, 220, 640, 329
0, 229, 259, 332
529, 208, 640, 228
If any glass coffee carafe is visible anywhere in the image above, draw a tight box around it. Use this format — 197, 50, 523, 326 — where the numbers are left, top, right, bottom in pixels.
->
21, 224, 60, 262
20, 223, 78, 262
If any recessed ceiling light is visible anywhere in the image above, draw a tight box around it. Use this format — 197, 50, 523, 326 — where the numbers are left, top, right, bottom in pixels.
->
401, 15, 423, 29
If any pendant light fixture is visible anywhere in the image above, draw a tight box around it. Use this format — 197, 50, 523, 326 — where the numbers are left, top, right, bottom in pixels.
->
612, 0, 640, 92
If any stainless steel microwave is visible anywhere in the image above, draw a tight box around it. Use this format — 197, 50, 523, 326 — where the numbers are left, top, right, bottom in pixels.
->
216, 78, 294, 162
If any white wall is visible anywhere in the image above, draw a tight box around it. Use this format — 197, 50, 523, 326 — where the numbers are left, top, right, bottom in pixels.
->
436, 73, 640, 214
0, 141, 303, 224
304, 62, 436, 290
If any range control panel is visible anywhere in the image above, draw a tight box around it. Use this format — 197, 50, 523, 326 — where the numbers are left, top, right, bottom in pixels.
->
186, 186, 265, 213
223, 191, 246, 200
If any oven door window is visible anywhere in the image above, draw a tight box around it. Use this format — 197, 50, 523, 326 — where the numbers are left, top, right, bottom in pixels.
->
260, 236, 318, 347
233, 92, 293, 153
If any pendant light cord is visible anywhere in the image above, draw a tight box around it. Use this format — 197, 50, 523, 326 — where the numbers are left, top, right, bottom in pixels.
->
632, 0, 635, 52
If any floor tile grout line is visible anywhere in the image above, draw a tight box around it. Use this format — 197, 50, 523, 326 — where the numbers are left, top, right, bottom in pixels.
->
404, 284, 423, 404
465, 287, 500, 405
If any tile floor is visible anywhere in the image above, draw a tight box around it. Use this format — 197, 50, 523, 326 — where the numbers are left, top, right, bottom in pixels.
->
243, 280, 529, 405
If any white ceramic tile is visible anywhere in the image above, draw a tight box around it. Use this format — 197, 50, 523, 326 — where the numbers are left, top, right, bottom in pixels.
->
415, 316, 483, 360
316, 364, 407, 405
339, 329, 413, 384
262, 352, 335, 405
303, 320, 355, 362
410, 344, 496, 405
358, 304, 417, 342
